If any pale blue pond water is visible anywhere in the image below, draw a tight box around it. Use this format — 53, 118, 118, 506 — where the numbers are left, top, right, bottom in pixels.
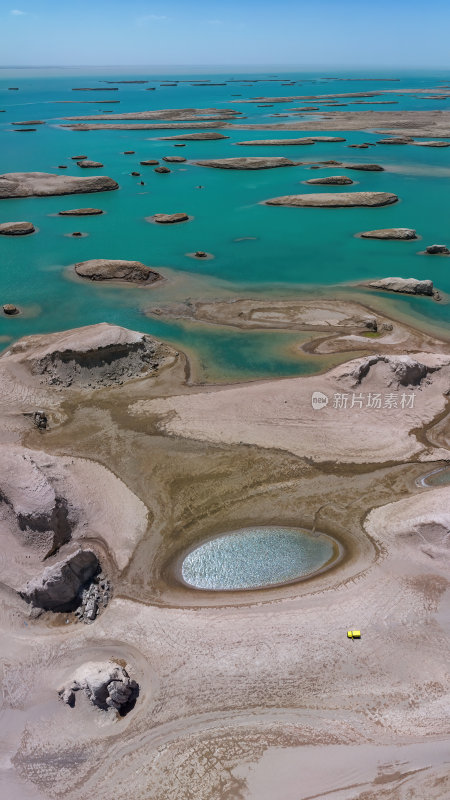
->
419, 466, 450, 487
1, 68, 449, 380
181, 526, 337, 590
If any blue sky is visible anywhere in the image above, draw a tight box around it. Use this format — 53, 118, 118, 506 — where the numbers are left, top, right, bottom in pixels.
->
1, 0, 450, 68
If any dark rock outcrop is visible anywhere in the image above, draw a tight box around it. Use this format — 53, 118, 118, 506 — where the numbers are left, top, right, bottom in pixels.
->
59, 662, 139, 713
425, 244, 449, 255
162, 156, 186, 163
20, 549, 99, 611
305, 176, 353, 185
33, 411, 47, 429
74, 572, 111, 623
377, 137, 412, 144
3, 303, 19, 315
342, 163, 384, 171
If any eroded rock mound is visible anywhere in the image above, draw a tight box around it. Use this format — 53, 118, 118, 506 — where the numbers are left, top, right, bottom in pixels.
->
339, 355, 435, 389
20, 548, 99, 610
151, 213, 189, 224
158, 132, 228, 140
59, 661, 139, 713
368, 277, 434, 295
195, 157, 296, 170
305, 176, 353, 185
412, 140, 450, 147
75, 572, 111, 622
3, 303, 19, 315
342, 163, 384, 171
77, 160, 104, 168
377, 137, 413, 144
75, 259, 160, 283
360, 228, 417, 240
0, 446, 76, 557
237, 138, 316, 146
162, 156, 186, 163
0, 221, 35, 235
237, 136, 346, 146
0, 172, 118, 199
20, 322, 174, 388
264, 192, 398, 207
425, 244, 449, 255
310, 136, 347, 142
58, 208, 103, 216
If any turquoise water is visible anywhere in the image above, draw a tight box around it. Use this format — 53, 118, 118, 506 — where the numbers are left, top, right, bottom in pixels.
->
180, 526, 337, 590
1, 68, 450, 379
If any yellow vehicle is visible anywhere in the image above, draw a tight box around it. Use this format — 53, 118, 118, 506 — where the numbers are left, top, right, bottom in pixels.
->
347, 630, 361, 639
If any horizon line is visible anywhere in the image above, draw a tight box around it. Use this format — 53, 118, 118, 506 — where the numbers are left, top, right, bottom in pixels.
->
1, 64, 450, 70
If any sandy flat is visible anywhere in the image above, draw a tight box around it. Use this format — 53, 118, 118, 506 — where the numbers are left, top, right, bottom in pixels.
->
131, 352, 450, 464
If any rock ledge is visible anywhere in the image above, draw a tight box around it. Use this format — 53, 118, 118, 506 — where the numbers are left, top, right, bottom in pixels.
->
265, 191, 398, 207
0, 172, 118, 199
20, 549, 99, 611
368, 277, 434, 296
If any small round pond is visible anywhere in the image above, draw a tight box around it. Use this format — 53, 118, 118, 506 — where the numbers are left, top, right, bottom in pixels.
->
180, 526, 340, 591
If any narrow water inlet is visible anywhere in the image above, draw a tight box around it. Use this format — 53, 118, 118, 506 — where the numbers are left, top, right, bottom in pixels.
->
180, 526, 341, 591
